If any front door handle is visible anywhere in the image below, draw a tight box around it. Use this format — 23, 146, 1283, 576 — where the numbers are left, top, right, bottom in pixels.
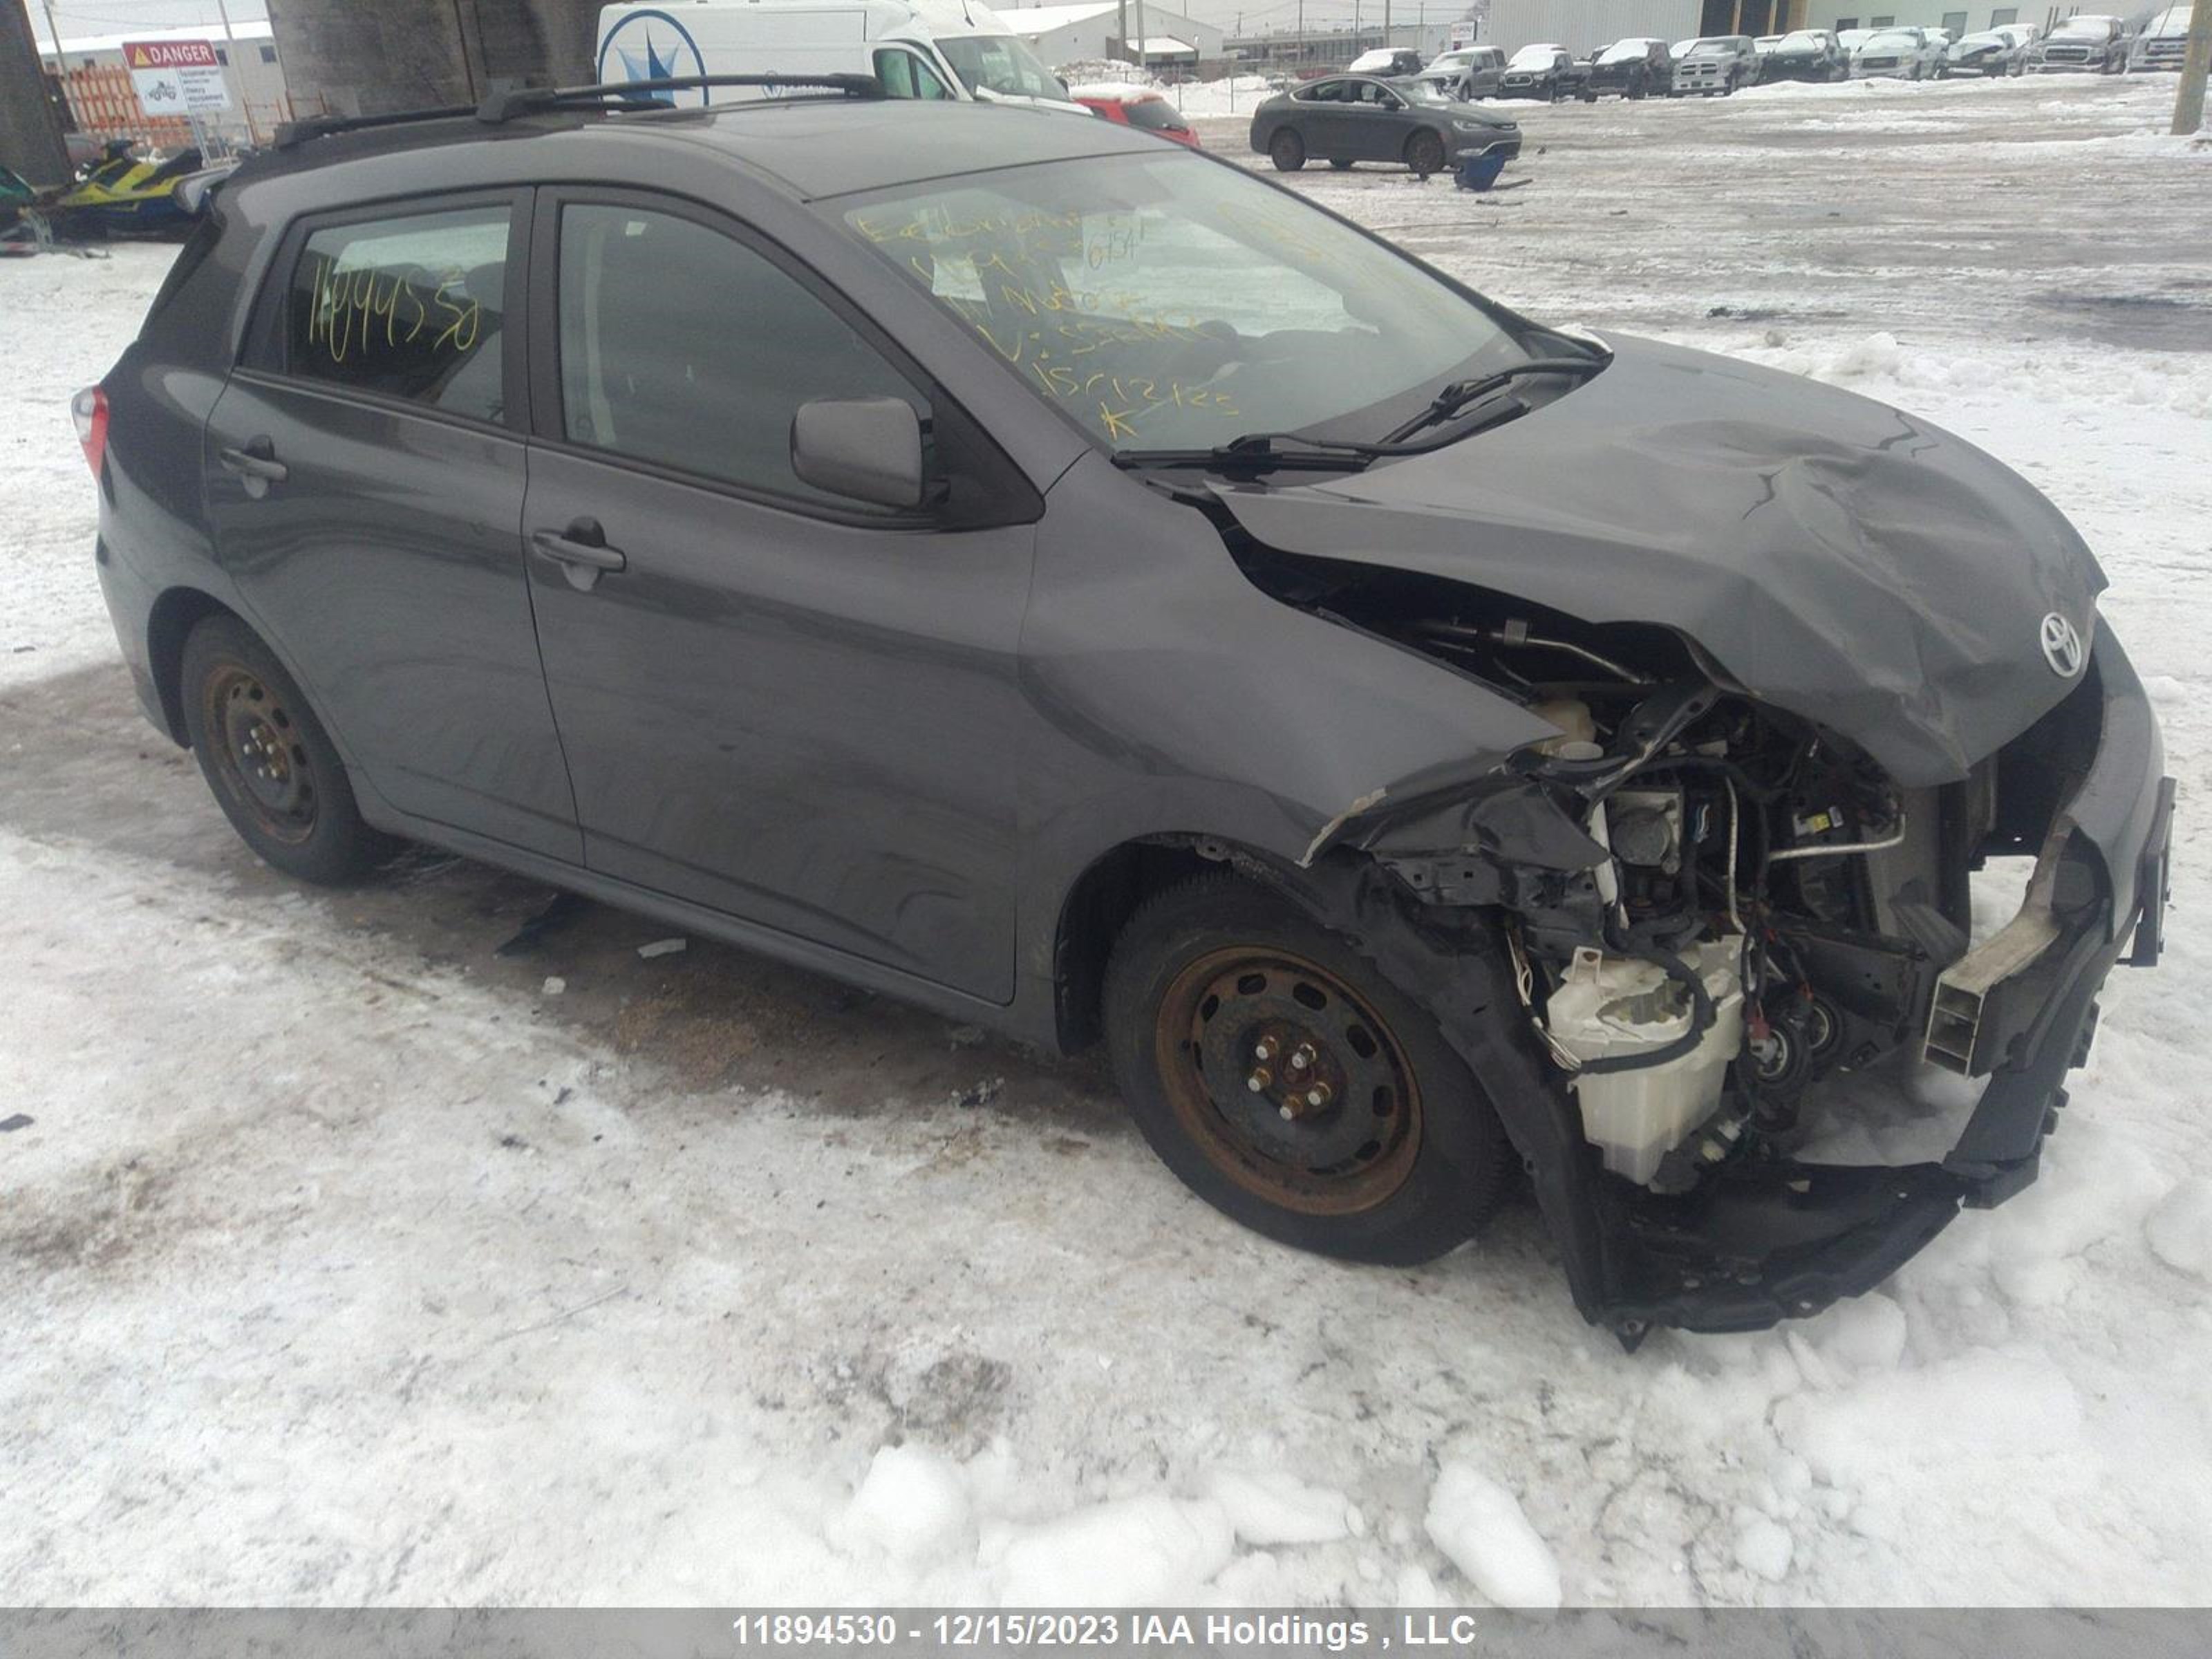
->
530, 518, 627, 591
218, 438, 287, 496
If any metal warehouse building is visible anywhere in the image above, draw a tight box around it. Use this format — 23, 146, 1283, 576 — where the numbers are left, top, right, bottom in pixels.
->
1484, 1, 2091, 53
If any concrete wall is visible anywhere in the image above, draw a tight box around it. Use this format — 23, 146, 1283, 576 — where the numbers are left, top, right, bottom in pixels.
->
1483, 0, 1700, 53
1, 0, 71, 185
265, 0, 603, 118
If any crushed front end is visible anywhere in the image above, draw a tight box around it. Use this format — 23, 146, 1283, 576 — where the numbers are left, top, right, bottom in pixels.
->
1280, 574, 2171, 1342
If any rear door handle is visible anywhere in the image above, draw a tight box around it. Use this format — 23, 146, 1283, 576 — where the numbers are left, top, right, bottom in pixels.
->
530, 519, 627, 590
218, 440, 287, 494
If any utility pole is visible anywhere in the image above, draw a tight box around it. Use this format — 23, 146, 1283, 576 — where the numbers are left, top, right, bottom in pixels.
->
1117, 0, 1128, 62
2175, 0, 2212, 134
212, 0, 262, 146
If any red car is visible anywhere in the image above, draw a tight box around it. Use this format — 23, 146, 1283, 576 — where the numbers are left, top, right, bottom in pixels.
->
1069, 85, 1201, 147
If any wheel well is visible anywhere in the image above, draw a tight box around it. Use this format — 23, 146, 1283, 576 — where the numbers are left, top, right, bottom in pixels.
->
1053, 838, 1228, 1051
146, 588, 237, 744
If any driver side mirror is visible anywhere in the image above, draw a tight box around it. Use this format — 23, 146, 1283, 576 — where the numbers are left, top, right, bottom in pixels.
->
791, 396, 928, 512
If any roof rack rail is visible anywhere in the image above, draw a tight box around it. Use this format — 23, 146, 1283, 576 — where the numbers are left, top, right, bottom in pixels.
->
273, 73, 883, 149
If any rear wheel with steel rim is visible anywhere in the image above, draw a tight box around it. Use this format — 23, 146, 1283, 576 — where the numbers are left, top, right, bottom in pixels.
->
180, 613, 398, 884
1104, 874, 1515, 1263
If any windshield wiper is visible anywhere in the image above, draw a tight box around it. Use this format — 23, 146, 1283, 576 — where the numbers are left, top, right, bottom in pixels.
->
1113, 432, 1384, 475
1381, 355, 1609, 446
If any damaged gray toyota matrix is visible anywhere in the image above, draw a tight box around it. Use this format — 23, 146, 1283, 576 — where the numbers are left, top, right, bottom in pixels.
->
83, 82, 2171, 1342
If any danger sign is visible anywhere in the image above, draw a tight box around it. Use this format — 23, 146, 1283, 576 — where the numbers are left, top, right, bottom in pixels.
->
124, 38, 232, 115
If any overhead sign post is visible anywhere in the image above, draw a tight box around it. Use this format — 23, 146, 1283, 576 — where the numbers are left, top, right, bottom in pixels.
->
123, 37, 231, 116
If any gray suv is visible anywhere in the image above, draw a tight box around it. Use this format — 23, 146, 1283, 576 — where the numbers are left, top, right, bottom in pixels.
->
81, 79, 2170, 1343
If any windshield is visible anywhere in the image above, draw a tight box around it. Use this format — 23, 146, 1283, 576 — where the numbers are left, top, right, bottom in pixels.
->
937, 33, 1066, 100
2052, 17, 2112, 37
838, 152, 1533, 453
1399, 78, 1452, 103
1862, 31, 1918, 50
1686, 39, 1737, 56
1777, 32, 1824, 50
1507, 46, 1557, 68
1597, 40, 1650, 63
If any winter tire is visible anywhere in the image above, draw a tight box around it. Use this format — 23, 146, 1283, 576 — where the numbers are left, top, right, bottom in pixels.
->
1405, 130, 1445, 177
1103, 874, 1517, 1265
180, 613, 399, 885
1330, 158, 1355, 170
1270, 129, 1306, 171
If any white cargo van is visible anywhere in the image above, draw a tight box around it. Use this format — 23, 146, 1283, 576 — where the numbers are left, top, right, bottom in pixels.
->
596, 1, 1087, 111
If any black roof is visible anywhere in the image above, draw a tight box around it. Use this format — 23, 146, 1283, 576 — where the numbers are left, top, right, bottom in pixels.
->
624, 98, 1165, 198
247, 93, 1170, 204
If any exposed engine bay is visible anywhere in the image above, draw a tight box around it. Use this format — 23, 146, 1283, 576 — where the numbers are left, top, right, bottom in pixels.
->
1237, 547, 2127, 1259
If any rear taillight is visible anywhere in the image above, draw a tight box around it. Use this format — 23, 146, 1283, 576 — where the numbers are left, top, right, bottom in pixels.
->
72, 385, 109, 478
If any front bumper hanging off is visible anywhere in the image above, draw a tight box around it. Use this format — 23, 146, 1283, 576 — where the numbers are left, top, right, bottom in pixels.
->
1595, 631, 2172, 1339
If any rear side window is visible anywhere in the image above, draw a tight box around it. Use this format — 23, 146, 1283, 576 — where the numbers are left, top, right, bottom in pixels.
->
283, 205, 510, 422
1123, 97, 1190, 133
555, 203, 924, 509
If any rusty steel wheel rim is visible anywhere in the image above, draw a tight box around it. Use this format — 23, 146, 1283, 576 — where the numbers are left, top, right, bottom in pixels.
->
204, 664, 318, 846
1154, 946, 1422, 1216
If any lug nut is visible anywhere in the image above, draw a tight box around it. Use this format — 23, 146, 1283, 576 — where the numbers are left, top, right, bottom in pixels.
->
1306, 1085, 1330, 1108
1246, 1069, 1271, 1093
1278, 1104, 1295, 1121
1254, 1039, 1275, 1062
1290, 1044, 1316, 1071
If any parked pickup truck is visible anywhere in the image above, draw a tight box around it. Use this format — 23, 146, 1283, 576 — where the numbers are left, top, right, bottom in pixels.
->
1671, 35, 1756, 95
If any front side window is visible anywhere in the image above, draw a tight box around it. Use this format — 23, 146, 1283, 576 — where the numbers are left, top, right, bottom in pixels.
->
935, 33, 1064, 100
874, 48, 953, 100
839, 151, 1532, 455
284, 204, 509, 422
556, 203, 922, 508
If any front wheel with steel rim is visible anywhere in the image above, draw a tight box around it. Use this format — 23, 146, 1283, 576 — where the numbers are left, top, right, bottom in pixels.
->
180, 613, 399, 885
1269, 128, 1306, 171
1103, 874, 1515, 1264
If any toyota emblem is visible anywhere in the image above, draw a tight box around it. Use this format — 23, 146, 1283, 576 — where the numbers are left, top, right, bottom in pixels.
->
2040, 612, 2085, 679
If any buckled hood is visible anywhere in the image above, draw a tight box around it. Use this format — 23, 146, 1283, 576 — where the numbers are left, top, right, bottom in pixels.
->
1210, 336, 2105, 786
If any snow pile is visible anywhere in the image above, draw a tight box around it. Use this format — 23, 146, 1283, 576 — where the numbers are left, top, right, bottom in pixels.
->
1202, 1466, 1358, 1546
1734, 330, 2212, 421
1422, 1465, 1562, 1609
2144, 1178, 2212, 1281
1056, 57, 1149, 88
1170, 75, 1279, 119
838, 1444, 974, 1567
988, 1492, 1235, 1604
1066, 81, 1156, 104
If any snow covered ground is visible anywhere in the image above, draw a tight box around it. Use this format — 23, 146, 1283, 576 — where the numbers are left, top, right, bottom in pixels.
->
3, 74, 2211, 1608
